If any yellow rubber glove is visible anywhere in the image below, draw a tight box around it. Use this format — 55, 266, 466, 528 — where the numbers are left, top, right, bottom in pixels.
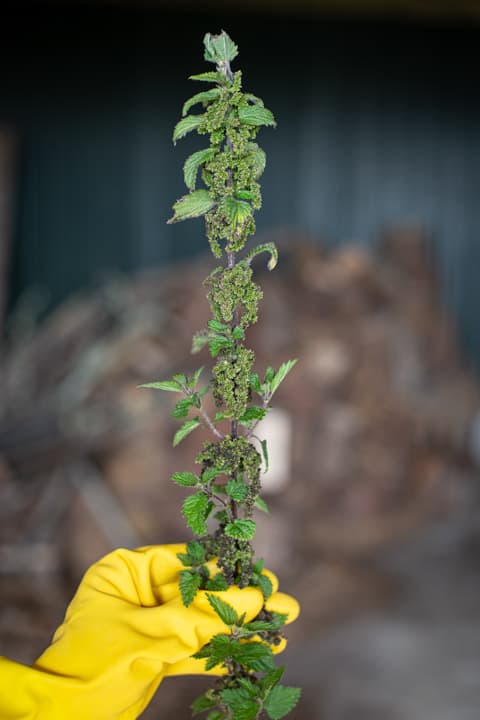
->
0, 544, 299, 720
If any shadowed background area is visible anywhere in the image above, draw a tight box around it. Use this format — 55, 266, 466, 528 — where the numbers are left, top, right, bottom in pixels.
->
1, 2, 480, 719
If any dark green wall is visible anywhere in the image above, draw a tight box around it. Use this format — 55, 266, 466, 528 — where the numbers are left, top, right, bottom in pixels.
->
2, 7, 480, 363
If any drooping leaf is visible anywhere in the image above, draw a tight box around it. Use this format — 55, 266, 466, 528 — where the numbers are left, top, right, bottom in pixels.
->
173, 417, 200, 447
260, 439, 269, 473
239, 105, 276, 128
173, 114, 204, 144
192, 331, 210, 354
191, 692, 217, 715
179, 569, 202, 607
249, 144, 267, 179
206, 593, 239, 626
172, 397, 194, 418
260, 666, 286, 693
189, 71, 225, 84
224, 197, 253, 227
264, 686, 301, 720
181, 491, 209, 534
182, 89, 221, 117
138, 380, 182, 392
168, 189, 215, 224
224, 519, 256, 540
225, 479, 249, 501
254, 496, 270, 513
257, 573, 273, 600
244, 242, 278, 271
270, 359, 298, 397
183, 148, 216, 190
205, 573, 228, 591
171, 471, 199, 487
203, 31, 239, 65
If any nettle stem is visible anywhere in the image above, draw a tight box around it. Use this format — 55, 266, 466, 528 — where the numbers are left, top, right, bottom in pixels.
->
140, 30, 300, 720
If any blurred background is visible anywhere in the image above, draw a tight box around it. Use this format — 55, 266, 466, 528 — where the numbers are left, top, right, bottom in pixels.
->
1, 1, 480, 718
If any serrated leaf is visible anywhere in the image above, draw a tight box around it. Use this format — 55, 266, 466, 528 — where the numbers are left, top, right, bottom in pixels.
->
264, 686, 301, 720
238, 406, 266, 424
257, 573, 273, 600
173, 114, 204, 144
243, 620, 277, 633
186, 540, 206, 565
232, 325, 245, 340
249, 144, 267, 179
173, 417, 200, 447
138, 380, 182, 392
201, 466, 223, 483
188, 366, 204, 389
260, 439, 269, 473
224, 197, 253, 227
265, 366, 275, 382
221, 689, 259, 720
204, 31, 239, 64
225, 480, 249, 501
239, 105, 276, 128
233, 641, 275, 672
250, 373, 262, 393
171, 471, 198, 487
172, 397, 194, 418
254, 496, 270, 513
244, 242, 278, 272
192, 331, 210, 354
179, 569, 202, 607
183, 89, 221, 117
270, 359, 298, 397
209, 336, 232, 357
208, 319, 229, 333
224, 519, 256, 540
205, 573, 228, 591
184, 148, 216, 190
189, 71, 225, 83
168, 189, 215, 224
191, 692, 217, 715
260, 666, 285, 693
206, 593, 239, 626
181, 491, 209, 534
236, 189, 256, 201
215, 509, 229, 524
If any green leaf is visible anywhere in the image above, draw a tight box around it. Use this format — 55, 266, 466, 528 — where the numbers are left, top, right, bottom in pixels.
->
270, 359, 298, 397
260, 439, 269, 473
239, 105, 276, 128
203, 31, 239, 64
189, 71, 225, 83
236, 189, 256, 201
168, 189, 215, 224
224, 519, 256, 540
249, 144, 267, 179
138, 380, 182, 392
260, 667, 285, 693
173, 417, 200, 447
186, 540, 206, 565
209, 336, 232, 357
232, 325, 245, 340
264, 686, 301, 720
224, 197, 253, 227
206, 593, 239, 626
243, 619, 278, 633
205, 573, 228, 591
215, 509, 229, 524
172, 114, 204, 144
208, 319, 229, 333
191, 692, 217, 715
184, 148, 216, 190
183, 89, 221, 117
245, 93, 264, 106
171, 471, 198, 487
238, 406, 266, 424
221, 690, 259, 720
254, 496, 270, 513
244, 241, 278, 271
252, 558, 264, 573
201, 467, 223, 483
233, 641, 275, 672
225, 480, 249, 502
179, 569, 202, 607
257, 573, 273, 600
250, 373, 262, 393
194, 634, 235, 670
188, 366, 204, 389
265, 366, 275, 383
172, 397, 194, 418
213, 412, 225, 423
181, 491, 209, 534
192, 331, 210, 354
206, 712, 224, 720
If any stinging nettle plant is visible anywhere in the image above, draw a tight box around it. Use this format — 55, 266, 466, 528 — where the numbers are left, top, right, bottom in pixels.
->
140, 31, 300, 720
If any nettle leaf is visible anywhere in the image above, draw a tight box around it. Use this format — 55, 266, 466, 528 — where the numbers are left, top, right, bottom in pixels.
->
245, 93, 264, 106
192, 331, 210, 354
244, 242, 278, 272
168, 189, 215, 224
224, 519, 256, 540
252, 558, 264, 573
205, 573, 228, 591
260, 666, 285, 693
236, 189, 256, 201
206, 593, 239, 626
173, 417, 200, 447
270, 359, 298, 397
243, 619, 277, 633
191, 692, 217, 715
224, 196, 253, 227
260, 439, 269, 473
172, 397, 194, 418
256, 573, 274, 600
204, 31, 239, 64
232, 325, 245, 340
206, 712, 224, 720
186, 540, 206, 565
209, 336, 232, 357
189, 71, 225, 84
214, 412, 225, 423
184, 148, 216, 190
173, 114, 204, 144
239, 105, 276, 128
233, 641, 275, 672
250, 144, 267, 179
208, 319, 229, 333
254, 496, 270, 513
225, 479, 249, 501
201, 466, 223, 483
179, 569, 202, 607
221, 689, 258, 720
238, 406, 266, 424
250, 373, 262, 393
264, 686, 301, 720
194, 634, 235, 670
138, 380, 182, 392
188, 366, 204, 389
183, 89, 221, 117
171, 471, 198, 487
181, 491, 209, 534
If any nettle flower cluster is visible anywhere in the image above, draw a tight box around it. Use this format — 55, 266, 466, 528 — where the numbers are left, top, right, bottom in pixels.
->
141, 31, 299, 720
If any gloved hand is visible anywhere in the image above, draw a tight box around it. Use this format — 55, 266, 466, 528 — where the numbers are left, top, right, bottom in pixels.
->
0, 544, 299, 720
